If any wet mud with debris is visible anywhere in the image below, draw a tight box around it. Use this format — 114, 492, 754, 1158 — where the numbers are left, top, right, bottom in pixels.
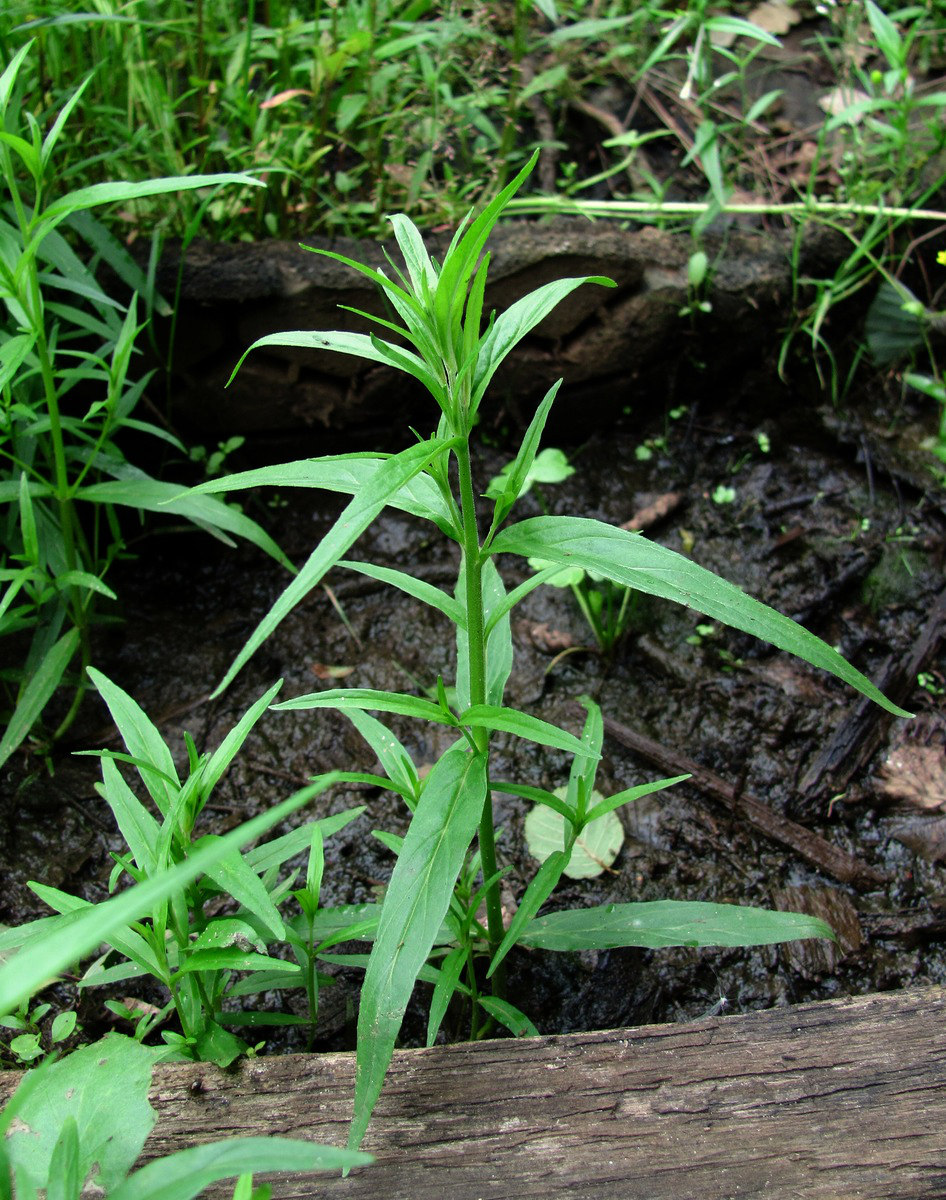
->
3, 377, 946, 1056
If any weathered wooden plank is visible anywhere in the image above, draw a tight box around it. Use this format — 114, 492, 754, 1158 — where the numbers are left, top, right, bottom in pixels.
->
134, 986, 946, 1199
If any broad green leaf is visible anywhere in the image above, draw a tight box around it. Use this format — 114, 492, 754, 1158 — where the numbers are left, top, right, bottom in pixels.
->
525, 799, 623, 878
492, 516, 911, 718
275, 687, 453, 726
88, 668, 180, 817
518, 900, 836, 951
109, 1137, 371, 1200
77, 477, 290, 569
0, 627, 77, 770
177, 454, 456, 537
472, 277, 614, 410
459, 704, 590, 757
214, 437, 452, 695
4, 1034, 158, 1193
337, 559, 465, 626
0, 777, 344, 1014
350, 744, 487, 1151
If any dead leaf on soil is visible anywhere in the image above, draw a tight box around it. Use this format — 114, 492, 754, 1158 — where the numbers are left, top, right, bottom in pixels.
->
310, 662, 354, 679
515, 620, 575, 655
747, 0, 802, 36
622, 491, 683, 532
889, 816, 946, 863
877, 743, 946, 811
818, 86, 871, 120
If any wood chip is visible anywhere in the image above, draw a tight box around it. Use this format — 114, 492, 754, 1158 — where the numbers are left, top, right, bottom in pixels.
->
621, 491, 683, 532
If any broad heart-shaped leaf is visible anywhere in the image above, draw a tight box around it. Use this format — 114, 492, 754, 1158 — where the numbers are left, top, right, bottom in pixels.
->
109, 1137, 372, 1200
517, 900, 835, 951
492, 517, 911, 718
77, 476, 290, 569
214, 437, 452, 696
350, 743, 487, 1152
4, 1033, 158, 1193
471, 276, 615, 412
176, 454, 457, 538
0, 777, 344, 1015
525, 798, 624, 879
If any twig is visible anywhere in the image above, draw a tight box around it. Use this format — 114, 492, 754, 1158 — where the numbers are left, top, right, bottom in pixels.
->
599, 712, 887, 889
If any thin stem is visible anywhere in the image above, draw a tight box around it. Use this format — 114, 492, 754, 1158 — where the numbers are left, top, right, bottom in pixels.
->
455, 437, 506, 999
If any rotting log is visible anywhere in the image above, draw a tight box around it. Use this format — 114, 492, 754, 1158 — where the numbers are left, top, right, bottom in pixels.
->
41, 985, 946, 1199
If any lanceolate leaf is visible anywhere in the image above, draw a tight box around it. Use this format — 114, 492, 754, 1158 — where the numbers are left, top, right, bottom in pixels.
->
337, 559, 465, 626
459, 704, 590, 757
178, 454, 457, 537
350, 744, 487, 1151
213, 438, 452, 696
472, 277, 615, 411
0, 627, 77, 770
517, 900, 836, 951
274, 687, 453, 726
492, 516, 911, 718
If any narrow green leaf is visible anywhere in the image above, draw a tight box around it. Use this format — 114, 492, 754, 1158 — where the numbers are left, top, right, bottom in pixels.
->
98, 757, 162, 876
426, 943, 469, 1046
387, 212, 438, 296
109, 1138, 371, 1200
214, 438, 451, 695
201, 680, 283, 799
340, 709, 419, 802
337, 560, 465, 626
488, 849, 570, 978
199, 846, 285, 942
477, 995, 539, 1038
0, 777, 344, 1015
585, 775, 689, 824
39, 173, 264, 230
487, 380, 562, 530
459, 704, 590, 757
176, 949, 298, 975
87, 668, 180, 817
492, 516, 912, 718
177, 454, 456, 537
0, 628, 78, 771
472, 277, 614, 410
275, 687, 454, 726
518, 900, 836, 951
243, 806, 365, 876
456, 558, 513, 709
350, 744, 487, 1151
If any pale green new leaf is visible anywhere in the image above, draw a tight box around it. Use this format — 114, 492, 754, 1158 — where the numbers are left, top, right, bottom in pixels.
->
350, 744, 487, 1151
488, 849, 570, 979
518, 900, 835, 951
492, 517, 911, 717
525, 801, 623, 878
214, 437, 451, 695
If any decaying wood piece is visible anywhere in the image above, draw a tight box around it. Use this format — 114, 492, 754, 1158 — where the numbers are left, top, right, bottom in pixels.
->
600, 713, 886, 888
127, 986, 946, 1199
799, 586, 946, 800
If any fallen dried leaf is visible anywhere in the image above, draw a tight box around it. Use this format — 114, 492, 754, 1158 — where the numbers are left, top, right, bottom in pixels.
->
260, 88, 312, 109
747, 0, 801, 36
622, 491, 683, 532
877, 743, 946, 810
310, 663, 355, 679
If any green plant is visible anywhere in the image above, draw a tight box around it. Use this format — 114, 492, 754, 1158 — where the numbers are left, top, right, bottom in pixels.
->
4, 669, 367, 1067
179, 152, 908, 1150
0, 1000, 77, 1066
0, 43, 290, 766
0, 1034, 370, 1198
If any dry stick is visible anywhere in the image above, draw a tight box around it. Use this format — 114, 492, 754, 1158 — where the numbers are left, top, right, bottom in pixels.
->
799, 586, 946, 799
599, 713, 887, 889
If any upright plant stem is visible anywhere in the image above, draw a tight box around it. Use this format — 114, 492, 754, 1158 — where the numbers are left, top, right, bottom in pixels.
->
455, 438, 506, 998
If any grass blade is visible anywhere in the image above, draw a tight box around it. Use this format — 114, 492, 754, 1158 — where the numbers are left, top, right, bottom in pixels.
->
0, 628, 78, 770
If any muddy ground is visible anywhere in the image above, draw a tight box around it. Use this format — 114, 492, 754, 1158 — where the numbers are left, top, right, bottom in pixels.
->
3, 370, 946, 1057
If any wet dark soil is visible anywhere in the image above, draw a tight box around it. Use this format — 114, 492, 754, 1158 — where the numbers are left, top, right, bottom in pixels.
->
3, 374, 946, 1059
